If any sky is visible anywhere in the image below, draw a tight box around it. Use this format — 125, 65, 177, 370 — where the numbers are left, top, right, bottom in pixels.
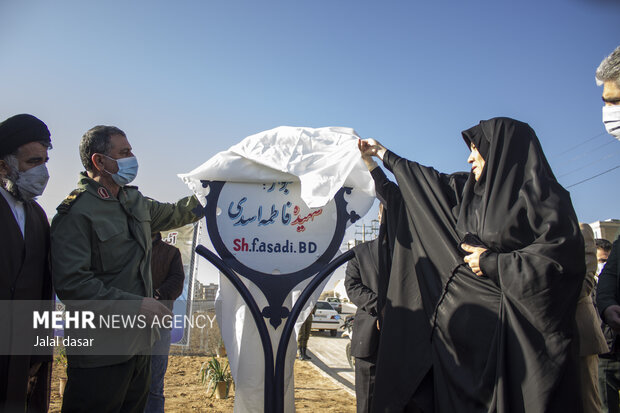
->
2, 0, 620, 230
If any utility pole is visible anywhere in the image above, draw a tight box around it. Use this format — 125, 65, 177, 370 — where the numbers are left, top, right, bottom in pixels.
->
353, 219, 380, 245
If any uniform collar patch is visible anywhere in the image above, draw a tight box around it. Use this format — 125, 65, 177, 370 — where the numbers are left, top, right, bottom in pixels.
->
97, 187, 110, 199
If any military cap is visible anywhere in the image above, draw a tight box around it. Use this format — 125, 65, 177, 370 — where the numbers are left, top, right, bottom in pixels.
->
0, 114, 51, 157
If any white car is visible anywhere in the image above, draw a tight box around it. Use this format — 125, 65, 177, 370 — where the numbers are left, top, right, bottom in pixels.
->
325, 297, 342, 313
311, 300, 343, 337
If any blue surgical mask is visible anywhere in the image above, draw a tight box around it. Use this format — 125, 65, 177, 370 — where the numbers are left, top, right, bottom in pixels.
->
103, 155, 139, 186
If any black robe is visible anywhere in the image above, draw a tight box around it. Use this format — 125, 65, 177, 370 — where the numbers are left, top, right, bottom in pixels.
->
372, 117, 584, 413
0, 194, 53, 413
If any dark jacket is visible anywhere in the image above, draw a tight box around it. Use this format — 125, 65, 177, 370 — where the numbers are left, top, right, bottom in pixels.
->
345, 239, 382, 359
576, 223, 608, 355
597, 238, 620, 349
151, 233, 184, 311
0, 193, 53, 413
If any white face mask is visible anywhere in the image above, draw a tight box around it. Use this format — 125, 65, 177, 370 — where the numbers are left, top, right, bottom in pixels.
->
602, 105, 620, 140
15, 164, 50, 200
597, 262, 606, 276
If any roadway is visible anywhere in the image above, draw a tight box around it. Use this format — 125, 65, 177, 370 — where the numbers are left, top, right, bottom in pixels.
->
306, 330, 355, 393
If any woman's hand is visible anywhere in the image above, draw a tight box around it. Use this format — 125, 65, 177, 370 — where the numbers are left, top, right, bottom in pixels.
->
358, 138, 387, 161
461, 243, 487, 276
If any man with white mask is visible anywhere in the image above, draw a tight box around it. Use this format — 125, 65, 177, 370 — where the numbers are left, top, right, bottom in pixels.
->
51, 125, 204, 413
0, 114, 54, 412
597, 45, 620, 139
597, 239, 613, 280
596, 44, 620, 413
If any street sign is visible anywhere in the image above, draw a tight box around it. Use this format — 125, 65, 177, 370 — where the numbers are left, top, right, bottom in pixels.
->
196, 179, 361, 412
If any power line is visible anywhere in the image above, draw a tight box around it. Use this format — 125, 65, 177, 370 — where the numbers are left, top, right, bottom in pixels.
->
550, 130, 620, 187
566, 138, 617, 162
565, 164, 620, 188
557, 131, 606, 156
557, 150, 620, 178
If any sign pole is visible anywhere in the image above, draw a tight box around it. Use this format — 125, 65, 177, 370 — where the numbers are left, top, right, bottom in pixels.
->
195, 246, 276, 411
196, 180, 363, 412
195, 245, 353, 412
273, 250, 354, 413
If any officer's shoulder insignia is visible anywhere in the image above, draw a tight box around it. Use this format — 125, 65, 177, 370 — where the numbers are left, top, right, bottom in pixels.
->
124, 185, 139, 190
56, 188, 85, 214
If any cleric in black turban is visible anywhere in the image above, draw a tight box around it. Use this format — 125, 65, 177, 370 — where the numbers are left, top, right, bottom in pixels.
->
0, 112, 53, 413
0, 113, 51, 157
359, 117, 584, 413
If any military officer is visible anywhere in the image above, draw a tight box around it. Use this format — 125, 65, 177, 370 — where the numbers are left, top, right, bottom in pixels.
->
51, 125, 204, 413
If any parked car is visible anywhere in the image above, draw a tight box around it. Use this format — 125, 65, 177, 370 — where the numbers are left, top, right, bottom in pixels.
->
325, 296, 342, 313
311, 301, 343, 337
340, 301, 357, 315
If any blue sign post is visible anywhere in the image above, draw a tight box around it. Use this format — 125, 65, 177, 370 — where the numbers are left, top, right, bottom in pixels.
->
195, 180, 360, 412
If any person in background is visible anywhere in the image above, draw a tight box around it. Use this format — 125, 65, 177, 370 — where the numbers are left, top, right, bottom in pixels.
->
577, 224, 609, 413
345, 205, 391, 413
145, 232, 185, 413
596, 44, 620, 141
596, 239, 615, 413
297, 312, 313, 361
51, 125, 204, 413
597, 239, 613, 280
597, 238, 620, 413
595, 44, 620, 413
0, 114, 53, 413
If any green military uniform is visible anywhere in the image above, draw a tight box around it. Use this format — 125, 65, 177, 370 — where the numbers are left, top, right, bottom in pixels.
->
51, 172, 204, 412
298, 310, 314, 360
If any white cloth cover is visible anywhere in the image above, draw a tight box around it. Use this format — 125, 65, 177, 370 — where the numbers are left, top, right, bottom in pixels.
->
181, 126, 374, 412
178, 126, 375, 208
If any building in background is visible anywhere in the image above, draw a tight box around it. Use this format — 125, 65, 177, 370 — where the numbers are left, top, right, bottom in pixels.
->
193, 280, 218, 302
589, 219, 620, 241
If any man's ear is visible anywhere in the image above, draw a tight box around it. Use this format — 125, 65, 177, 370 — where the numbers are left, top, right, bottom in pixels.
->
91, 153, 105, 173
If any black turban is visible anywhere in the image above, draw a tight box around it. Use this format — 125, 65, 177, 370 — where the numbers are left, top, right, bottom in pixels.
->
0, 114, 51, 157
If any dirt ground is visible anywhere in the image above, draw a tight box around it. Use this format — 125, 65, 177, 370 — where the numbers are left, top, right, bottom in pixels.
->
48, 355, 356, 412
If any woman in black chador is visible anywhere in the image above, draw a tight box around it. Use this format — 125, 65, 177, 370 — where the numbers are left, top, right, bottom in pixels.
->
359, 117, 585, 413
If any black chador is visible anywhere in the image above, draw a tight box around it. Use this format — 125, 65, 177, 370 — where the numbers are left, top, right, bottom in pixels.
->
371, 117, 585, 413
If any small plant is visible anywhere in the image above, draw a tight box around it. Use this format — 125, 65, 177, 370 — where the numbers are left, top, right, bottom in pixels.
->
216, 336, 227, 357
55, 345, 69, 396
55, 345, 67, 370
199, 357, 233, 398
